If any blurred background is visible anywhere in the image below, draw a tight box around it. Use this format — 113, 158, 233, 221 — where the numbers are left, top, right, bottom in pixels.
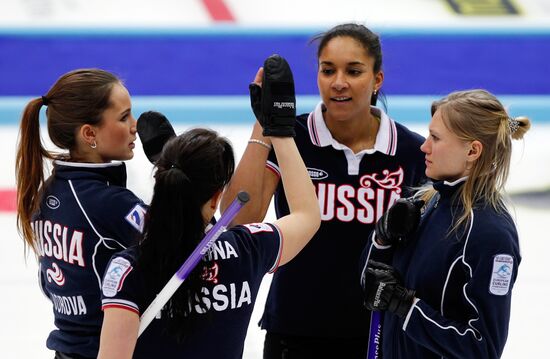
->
1, 0, 549, 357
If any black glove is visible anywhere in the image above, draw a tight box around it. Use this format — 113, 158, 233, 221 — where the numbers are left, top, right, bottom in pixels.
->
362, 260, 415, 319
375, 197, 425, 246
249, 54, 296, 137
137, 111, 176, 164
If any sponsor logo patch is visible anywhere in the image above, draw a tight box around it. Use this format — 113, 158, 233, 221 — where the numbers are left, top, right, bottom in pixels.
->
243, 223, 273, 234
102, 257, 133, 298
125, 204, 147, 233
307, 167, 328, 180
489, 254, 514, 296
273, 101, 295, 109
46, 195, 61, 209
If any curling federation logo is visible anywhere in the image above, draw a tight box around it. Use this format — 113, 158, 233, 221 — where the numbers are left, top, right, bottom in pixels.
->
102, 257, 133, 297
489, 254, 513, 296
495, 264, 512, 278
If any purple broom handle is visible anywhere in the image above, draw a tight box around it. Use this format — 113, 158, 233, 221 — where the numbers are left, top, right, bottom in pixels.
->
176, 191, 249, 280
367, 311, 382, 359
138, 191, 249, 336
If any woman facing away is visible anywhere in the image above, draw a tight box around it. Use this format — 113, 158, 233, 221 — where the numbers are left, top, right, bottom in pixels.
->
361, 89, 530, 358
15, 68, 146, 359
97, 125, 320, 358
221, 23, 427, 358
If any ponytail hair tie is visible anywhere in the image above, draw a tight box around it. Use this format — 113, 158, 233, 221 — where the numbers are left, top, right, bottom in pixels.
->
41, 96, 49, 106
170, 164, 191, 183
508, 117, 520, 134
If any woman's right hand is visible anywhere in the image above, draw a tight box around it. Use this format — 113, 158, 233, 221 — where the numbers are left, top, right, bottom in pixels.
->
375, 197, 424, 246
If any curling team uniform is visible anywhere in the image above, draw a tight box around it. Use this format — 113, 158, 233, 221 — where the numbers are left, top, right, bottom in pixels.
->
34, 161, 146, 358
101, 222, 283, 358
261, 103, 426, 347
362, 178, 521, 358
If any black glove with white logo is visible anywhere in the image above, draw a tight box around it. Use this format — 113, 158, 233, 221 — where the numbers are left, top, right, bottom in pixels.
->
375, 197, 425, 246
362, 260, 415, 319
249, 54, 296, 137
137, 111, 176, 164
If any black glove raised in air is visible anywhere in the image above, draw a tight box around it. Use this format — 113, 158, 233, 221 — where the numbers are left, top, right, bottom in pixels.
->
362, 260, 415, 319
137, 111, 176, 164
249, 54, 296, 137
375, 197, 425, 246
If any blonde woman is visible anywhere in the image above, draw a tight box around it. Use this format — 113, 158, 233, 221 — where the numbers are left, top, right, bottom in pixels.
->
361, 89, 530, 358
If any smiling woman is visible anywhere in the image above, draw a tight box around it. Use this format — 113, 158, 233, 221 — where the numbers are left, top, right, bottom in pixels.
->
316, 35, 384, 152
14, 68, 146, 359
220, 23, 428, 359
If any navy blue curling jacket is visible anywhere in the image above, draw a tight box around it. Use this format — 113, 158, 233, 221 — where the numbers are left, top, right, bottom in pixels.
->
33, 161, 145, 358
362, 178, 521, 358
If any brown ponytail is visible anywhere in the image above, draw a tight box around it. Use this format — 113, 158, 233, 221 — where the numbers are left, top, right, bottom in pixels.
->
15, 98, 54, 253
15, 68, 121, 255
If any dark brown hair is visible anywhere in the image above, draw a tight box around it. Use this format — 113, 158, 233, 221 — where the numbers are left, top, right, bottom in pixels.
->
138, 128, 235, 340
15, 68, 121, 253
313, 23, 384, 106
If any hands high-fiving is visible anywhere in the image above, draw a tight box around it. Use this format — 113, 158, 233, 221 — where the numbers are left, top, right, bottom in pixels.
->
136, 111, 176, 164
249, 54, 296, 137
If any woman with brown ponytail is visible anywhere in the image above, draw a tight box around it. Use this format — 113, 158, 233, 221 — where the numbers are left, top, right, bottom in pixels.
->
15, 68, 145, 359
361, 89, 530, 358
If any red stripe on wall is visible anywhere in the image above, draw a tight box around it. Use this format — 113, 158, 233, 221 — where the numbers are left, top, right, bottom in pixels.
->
201, 0, 235, 22
0, 189, 16, 212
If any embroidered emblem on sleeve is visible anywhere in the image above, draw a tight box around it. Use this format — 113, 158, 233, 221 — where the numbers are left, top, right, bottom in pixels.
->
102, 257, 133, 298
243, 223, 274, 234
125, 204, 147, 233
489, 254, 514, 296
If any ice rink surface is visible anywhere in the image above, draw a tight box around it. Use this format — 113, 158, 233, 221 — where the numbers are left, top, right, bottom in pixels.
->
1, 122, 548, 358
